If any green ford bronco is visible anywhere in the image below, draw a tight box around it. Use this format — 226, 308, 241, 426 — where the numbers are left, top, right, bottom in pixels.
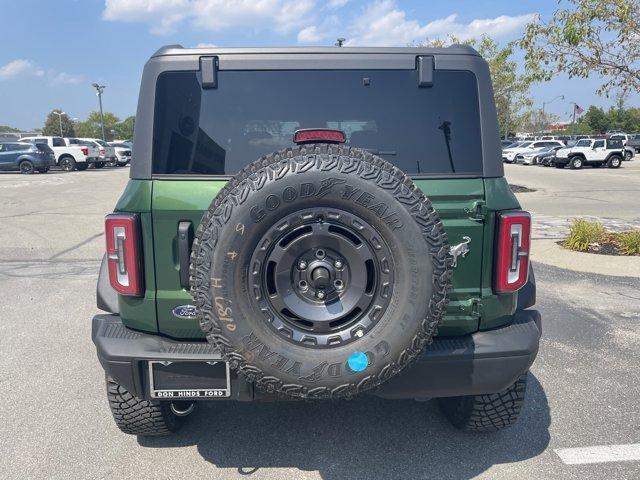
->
93, 45, 540, 436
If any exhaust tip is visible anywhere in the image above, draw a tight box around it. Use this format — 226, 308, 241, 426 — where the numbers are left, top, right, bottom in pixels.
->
170, 401, 196, 417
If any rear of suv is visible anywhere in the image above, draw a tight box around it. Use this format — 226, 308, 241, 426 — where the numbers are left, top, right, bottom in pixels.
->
92, 46, 540, 436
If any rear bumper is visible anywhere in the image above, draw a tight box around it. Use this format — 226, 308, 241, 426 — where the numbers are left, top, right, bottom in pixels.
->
92, 310, 541, 401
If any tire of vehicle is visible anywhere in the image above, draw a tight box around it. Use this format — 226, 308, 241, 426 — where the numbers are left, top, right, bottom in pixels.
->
94, 161, 105, 169
76, 163, 88, 171
438, 372, 528, 432
624, 150, 633, 161
19, 160, 34, 174
37, 167, 50, 173
190, 144, 452, 400
607, 155, 622, 169
569, 156, 583, 169
59, 155, 76, 172
105, 376, 185, 436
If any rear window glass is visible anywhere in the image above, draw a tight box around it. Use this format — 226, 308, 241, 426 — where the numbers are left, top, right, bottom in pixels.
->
152, 69, 483, 176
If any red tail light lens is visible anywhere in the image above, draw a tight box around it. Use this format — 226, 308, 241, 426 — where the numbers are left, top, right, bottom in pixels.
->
494, 211, 531, 293
293, 129, 346, 145
105, 213, 143, 296
80, 147, 88, 156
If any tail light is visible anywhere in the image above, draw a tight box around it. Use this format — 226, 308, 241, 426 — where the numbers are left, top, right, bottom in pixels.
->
80, 147, 89, 156
293, 129, 346, 144
494, 211, 531, 293
105, 213, 143, 296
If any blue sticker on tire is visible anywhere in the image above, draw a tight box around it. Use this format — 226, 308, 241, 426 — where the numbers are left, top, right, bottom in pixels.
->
347, 352, 368, 372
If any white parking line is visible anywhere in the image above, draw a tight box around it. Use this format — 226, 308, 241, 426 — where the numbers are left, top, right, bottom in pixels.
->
555, 444, 640, 465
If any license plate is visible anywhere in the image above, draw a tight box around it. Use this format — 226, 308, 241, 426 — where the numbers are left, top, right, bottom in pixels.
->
148, 360, 231, 399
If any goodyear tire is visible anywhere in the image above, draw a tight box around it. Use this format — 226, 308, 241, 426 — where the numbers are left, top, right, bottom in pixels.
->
190, 144, 451, 399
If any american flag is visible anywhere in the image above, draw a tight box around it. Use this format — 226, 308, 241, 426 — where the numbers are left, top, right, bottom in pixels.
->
574, 104, 584, 115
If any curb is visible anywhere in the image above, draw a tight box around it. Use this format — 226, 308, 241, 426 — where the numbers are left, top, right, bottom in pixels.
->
531, 239, 640, 277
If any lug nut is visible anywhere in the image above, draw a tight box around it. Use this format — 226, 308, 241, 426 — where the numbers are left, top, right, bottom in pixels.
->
298, 260, 307, 270
334, 280, 344, 291
315, 249, 325, 259
334, 259, 343, 269
316, 290, 326, 299
298, 280, 308, 291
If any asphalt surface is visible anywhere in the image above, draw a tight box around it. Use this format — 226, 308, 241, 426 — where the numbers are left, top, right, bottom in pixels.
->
1, 167, 639, 480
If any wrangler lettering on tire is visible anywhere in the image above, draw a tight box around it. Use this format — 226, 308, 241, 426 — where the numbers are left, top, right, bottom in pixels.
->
190, 144, 452, 399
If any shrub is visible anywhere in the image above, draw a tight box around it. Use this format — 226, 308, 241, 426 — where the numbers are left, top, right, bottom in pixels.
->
564, 219, 606, 252
618, 231, 640, 256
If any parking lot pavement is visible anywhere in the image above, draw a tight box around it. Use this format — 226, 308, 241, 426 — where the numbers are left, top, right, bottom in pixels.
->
505, 160, 640, 222
1, 168, 639, 480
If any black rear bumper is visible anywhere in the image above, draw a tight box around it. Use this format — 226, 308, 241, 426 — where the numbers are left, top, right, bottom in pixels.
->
92, 310, 541, 401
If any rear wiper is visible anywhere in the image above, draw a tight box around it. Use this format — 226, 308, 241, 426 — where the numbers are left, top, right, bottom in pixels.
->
439, 121, 456, 173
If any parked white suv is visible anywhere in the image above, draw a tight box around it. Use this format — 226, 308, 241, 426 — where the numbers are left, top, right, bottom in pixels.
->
69, 138, 117, 168
502, 140, 564, 163
554, 138, 624, 169
108, 142, 132, 166
19, 136, 99, 171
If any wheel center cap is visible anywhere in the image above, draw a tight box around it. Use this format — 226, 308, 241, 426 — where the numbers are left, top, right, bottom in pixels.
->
311, 266, 331, 288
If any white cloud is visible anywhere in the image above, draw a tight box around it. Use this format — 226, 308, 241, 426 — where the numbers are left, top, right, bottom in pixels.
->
0, 59, 44, 80
328, 0, 348, 8
297, 25, 323, 43
103, 0, 315, 35
48, 71, 85, 85
344, 1, 535, 46
0, 59, 83, 86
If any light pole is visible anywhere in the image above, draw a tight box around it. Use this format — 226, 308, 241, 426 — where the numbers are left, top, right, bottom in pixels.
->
52, 111, 66, 137
92, 83, 106, 140
540, 95, 564, 134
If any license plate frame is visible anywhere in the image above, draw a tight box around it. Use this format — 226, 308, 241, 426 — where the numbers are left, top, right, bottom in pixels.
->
148, 360, 231, 400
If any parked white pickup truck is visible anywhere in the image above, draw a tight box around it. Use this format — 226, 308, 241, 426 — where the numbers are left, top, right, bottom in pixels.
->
19, 136, 100, 171
553, 138, 624, 169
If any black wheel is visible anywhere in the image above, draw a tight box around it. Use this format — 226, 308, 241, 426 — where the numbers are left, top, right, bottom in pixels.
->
59, 156, 76, 172
190, 144, 451, 400
37, 167, 50, 173
439, 372, 528, 432
19, 161, 34, 174
624, 150, 633, 161
607, 155, 622, 168
106, 376, 186, 436
569, 156, 583, 169
76, 163, 88, 171
94, 161, 105, 169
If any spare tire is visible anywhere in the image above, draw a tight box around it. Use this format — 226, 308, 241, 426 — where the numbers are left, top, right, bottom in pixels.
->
190, 144, 451, 399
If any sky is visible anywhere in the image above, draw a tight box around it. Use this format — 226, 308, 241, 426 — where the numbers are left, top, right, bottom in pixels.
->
0, 0, 636, 131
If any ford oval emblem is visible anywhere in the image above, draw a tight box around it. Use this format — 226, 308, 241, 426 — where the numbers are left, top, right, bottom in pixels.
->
172, 304, 198, 320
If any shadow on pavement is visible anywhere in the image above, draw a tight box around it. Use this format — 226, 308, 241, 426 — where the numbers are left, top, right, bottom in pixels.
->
139, 374, 550, 479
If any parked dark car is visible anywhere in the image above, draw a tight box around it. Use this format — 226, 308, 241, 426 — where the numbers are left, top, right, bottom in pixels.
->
0, 142, 56, 173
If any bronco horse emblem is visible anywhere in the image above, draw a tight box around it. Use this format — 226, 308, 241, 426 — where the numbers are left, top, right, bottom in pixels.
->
449, 236, 471, 268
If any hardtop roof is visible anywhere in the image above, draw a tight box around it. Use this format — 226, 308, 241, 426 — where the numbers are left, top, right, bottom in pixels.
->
151, 44, 480, 58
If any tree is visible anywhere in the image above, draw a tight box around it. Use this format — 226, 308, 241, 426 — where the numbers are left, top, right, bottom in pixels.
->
0, 125, 21, 133
520, 0, 640, 96
75, 111, 120, 140
520, 109, 560, 135
114, 116, 135, 140
42, 109, 75, 137
419, 35, 534, 137
582, 106, 609, 133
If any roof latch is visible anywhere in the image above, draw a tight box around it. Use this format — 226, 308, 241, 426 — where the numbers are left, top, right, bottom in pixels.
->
417, 56, 434, 88
200, 56, 218, 89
